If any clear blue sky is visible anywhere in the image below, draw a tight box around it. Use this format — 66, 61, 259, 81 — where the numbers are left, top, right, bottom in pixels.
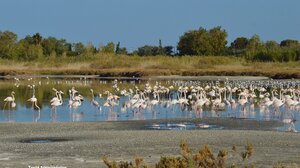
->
1, 0, 299, 51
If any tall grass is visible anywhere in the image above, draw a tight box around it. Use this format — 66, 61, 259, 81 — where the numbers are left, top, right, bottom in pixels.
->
0, 54, 299, 78
90, 54, 242, 70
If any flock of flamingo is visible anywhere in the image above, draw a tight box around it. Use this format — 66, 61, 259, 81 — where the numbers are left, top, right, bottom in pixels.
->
2, 78, 300, 132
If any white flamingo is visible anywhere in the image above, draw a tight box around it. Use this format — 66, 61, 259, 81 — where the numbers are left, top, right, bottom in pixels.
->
69, 87, 84, 109
90, 89, 101, 111
50, 88, 60, 103
51, 90, 64, 108
3, 91, 16, 111
27, 85, 40, 111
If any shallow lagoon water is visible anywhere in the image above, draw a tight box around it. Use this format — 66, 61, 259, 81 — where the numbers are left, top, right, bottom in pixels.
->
0, 76, 299, 132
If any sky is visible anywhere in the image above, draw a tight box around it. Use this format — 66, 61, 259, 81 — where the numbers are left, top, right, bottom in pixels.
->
0, 0, 300, 51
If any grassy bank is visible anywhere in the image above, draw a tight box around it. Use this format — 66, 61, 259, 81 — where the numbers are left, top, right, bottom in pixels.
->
1, 54, 299, 79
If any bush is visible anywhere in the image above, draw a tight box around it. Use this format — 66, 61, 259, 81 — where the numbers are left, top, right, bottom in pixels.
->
102, 141, 255, 168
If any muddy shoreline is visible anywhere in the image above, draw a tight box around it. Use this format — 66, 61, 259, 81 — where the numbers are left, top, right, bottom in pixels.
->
0, 119, 299, 168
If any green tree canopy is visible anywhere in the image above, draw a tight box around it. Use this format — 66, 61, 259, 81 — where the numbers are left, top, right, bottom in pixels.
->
247, 35, 263, 51
177, 26, 227, 56
41, 37, 71, 56
137, 45, 159, 56
100, 42, 115, 53
0, 31, 17, 59
73, 42, 86, 55
280, 39, 299, 47
32, 33, 43, 45
208, 26, 227, 55
16, 39, 43, 60
265, 40, 279, 50
230, 37, 249, 50
115, 42, 128, 55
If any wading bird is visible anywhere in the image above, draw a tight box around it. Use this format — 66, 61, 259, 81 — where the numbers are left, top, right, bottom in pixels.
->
27, 85, 40, 111
3, 91, 16, 111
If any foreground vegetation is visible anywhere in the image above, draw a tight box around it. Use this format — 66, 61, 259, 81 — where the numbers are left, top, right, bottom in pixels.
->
102, 141, 298, 168
0, 54, 299, 79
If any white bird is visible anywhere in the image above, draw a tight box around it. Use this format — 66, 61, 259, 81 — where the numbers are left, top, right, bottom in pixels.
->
28, 95, 40, 111
51, 91, 64, 108
90, 89, 100, 109
3, 91, 16, 111
50, 88, 60, 103
71, 100, 82, 109
28, 85, 40, 111
69, 87, 84, 109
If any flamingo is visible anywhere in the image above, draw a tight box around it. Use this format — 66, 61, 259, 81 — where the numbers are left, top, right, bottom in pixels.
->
68, 90, 74, 108
3, 91, 16, 111
71, 98, 83, 109
282, 118, 298, 132
238, 92, 248, 117
50, 88, 60, 103
90, 89, 101, 110
69, 87, 84, 109
51, 90, 64, 108
150, 92, 160, 106
27, 85, 40, 111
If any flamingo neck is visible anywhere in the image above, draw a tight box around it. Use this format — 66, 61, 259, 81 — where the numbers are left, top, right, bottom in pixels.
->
59, 93, 63, 104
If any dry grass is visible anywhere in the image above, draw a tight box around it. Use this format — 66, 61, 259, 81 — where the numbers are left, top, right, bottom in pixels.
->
102, 141, 257, 168
0, 54, 299, 78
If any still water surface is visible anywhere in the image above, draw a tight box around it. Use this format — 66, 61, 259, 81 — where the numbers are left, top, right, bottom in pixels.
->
0, 77, 299, 131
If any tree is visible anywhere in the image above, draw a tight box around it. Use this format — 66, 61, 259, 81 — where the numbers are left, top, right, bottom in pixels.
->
100, 42, 115, 53
115, 42, 128, 55
137, 45, 160, 56
164, 46, 173, 56
247, 35, 263, 51
265, 40, 279, 50
177, 27, 227, 55
280, 39, 299, 47
158, 39, 164, 55
177, 28, 207, 55
117, 47, 128, 55
41, 37, 70, 57
115, 42, 120, 54
208, 26, 227, 55
41, 37, 58, 56
231, 37, 249, 50
0, 31, 18, 59
23, 35, 35, 45
55, 39, 70, 56
84, 42, 97, 56
15, 39, 43, 60
32, 33, 42, 45
229, 37, 249, 55
73, 42, 86, 55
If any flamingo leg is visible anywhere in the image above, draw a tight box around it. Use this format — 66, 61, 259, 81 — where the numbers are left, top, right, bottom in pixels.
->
36, 110, 40, 122
34, 101, 40, 111
3, 101, 7, 112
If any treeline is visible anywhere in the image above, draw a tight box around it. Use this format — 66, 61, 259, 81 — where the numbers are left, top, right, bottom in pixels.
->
229, 35, 300, 62
0, 28, 300, 62
177, 27, 300, 62
0, 31, 120, 60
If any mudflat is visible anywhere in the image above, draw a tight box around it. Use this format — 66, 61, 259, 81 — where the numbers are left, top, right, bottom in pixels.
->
0, 119, 299, 168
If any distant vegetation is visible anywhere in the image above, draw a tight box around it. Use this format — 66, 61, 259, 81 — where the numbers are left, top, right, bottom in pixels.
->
0, 27, 300, 62
0, 28, 299, 78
